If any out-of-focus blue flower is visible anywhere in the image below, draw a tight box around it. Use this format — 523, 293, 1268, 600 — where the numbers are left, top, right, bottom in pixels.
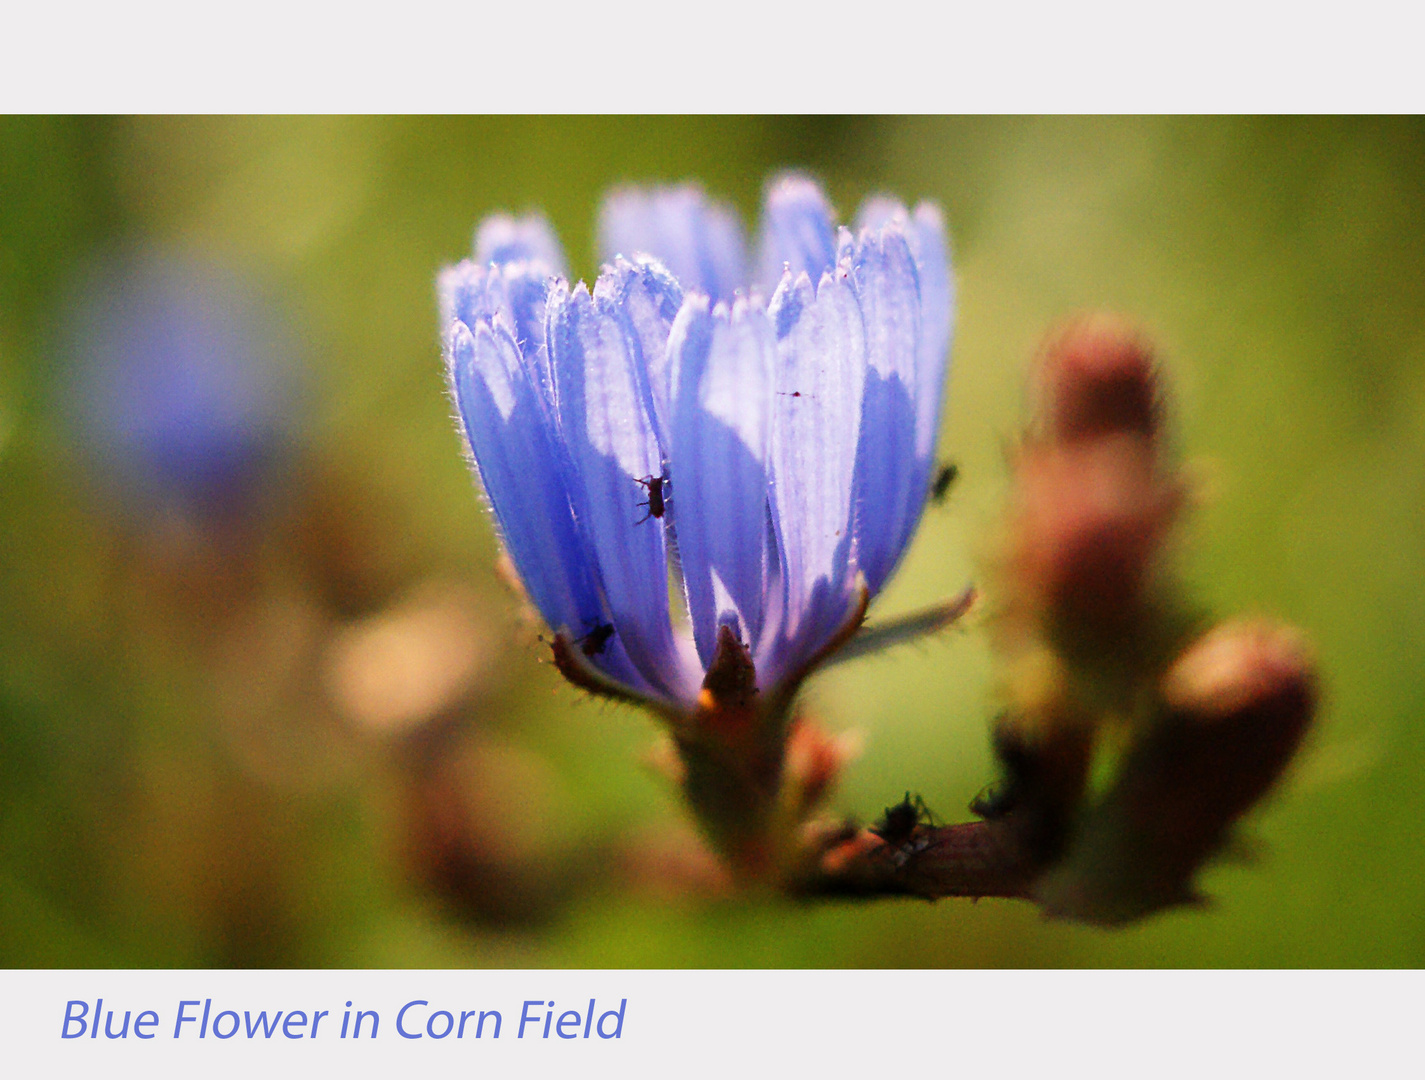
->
440, 174, 954, 712
597, 185, 746, 305
62, 250, 300, 524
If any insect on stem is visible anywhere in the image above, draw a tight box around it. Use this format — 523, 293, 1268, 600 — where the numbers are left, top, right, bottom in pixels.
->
871, 792, 938, 849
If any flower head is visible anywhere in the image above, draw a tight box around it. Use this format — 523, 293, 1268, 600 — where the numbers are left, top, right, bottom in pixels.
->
440, 174, 955, 716
63, 250, 300, 525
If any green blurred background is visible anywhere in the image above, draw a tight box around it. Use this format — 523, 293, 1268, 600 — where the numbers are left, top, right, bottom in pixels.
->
1, 116, 1421, 967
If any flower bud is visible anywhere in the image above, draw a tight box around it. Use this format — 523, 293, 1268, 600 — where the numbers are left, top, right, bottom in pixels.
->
1036, 619, 1317, 924
1036, 314, 1161, 445
783, 719, 860, 820
1007, 435, 1181, 630
1159, 619, 1318, 815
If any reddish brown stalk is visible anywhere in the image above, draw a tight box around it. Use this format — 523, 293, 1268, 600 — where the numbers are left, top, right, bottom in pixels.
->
796, 819, 1038, 901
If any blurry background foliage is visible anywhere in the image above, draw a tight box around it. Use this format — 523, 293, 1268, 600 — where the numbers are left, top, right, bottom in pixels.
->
0, 116, 1422, 967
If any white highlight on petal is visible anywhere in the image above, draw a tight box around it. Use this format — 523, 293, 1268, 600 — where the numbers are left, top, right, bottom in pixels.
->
768, 265, 867, 643
468, 318, 518, 420
569, 289, 660, 479
710, 565, 740, 636
700, 299, 776, 452
597, 258, 682, 460
909, 201, 954, 464
667, 292, 777, 665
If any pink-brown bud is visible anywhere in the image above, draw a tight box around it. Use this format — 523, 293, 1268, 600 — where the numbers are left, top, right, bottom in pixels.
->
1036, 619, 1317, 924
1158, 619, 1318, 821
1007, 435, 1181, 627
783, 719, 859, 818
1162, 619, 1316, 724
1037, 315, 1161, 445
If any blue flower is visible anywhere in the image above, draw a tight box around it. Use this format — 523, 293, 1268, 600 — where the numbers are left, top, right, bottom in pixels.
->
440, 174, 955, 715
63, 250, 300, 524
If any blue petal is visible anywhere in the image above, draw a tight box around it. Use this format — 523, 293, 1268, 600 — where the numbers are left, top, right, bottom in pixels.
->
547, 280, 689, 701
598, 185, 747, 304
474, 213, 567, 275
908, 202, 954, 472
437, 260, 477, 330
668, 293, 776, 668
447, 318, 604, 640
765, 264, 867, 676
859, 200, 955, 473
855, 198, 956, 566
854, 195, 905, 235
757, 174, 839, 294
847, 222, 923, 594
439, 261, 558, 412
594, 257, 684, 458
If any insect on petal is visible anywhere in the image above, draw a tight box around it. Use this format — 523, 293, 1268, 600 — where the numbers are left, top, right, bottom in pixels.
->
548, 281, 691, 701
443, 181, 956, 710
447, 318, 602, 640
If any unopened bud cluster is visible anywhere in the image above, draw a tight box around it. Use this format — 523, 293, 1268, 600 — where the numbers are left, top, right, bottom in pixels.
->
988, 316, 1318, 924
1001, 317, 1179, 658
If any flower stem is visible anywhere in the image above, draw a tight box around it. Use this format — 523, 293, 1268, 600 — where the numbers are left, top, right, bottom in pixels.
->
792, 818, 1038, 902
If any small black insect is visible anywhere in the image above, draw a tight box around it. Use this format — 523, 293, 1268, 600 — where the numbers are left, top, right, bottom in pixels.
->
635, 473, 668, 523
929, 461, 959, 504
973, 718, 1034, 821
578, 622, 616, 658
871, 792, 937, 850
969, 780, 1018, 821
